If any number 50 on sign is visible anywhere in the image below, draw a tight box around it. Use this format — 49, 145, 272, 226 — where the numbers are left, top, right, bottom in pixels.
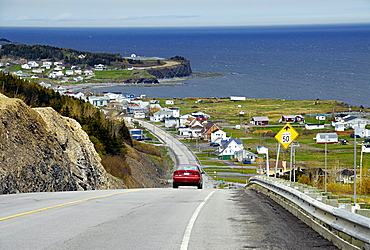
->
275, 123, 299, 149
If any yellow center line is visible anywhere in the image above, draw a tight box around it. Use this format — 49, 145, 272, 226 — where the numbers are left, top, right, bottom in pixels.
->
0, 189, 143, 222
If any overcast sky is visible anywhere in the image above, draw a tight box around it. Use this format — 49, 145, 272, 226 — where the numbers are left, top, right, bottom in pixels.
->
1, 0, 370, 27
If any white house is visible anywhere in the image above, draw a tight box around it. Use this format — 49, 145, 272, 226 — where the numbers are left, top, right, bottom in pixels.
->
210, 129, 227, 143
94, 64, 107, 70
362, 144, 370, 153
314, 133, 338, 144
28, 61, 39, 68
234, 150, 257, 163
178, 118, 204, 138
257, 146, 268, 154
333, 122, 345, 132
178, 125, 204, 138
21, 64, 31, 69
165, 100, 174, 105
344, 116, 369, 129
84, 70, 94, 76
230, 96, 246, 101
104, 92, 123, 100
354, 124, 370, 138
305, 123, 325, 130
316, 116, 326, 121
151, 109, 175, 122
88, 96, 110, 107
165, 117, 179, 128
169, 108, 180, 118
49, 71, 64, 78
42, 61, 52, 67
216, 138, 244, 160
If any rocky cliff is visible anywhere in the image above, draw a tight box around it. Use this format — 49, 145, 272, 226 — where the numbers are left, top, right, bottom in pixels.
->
0, 93, 126, 194
147, 60, 192, 79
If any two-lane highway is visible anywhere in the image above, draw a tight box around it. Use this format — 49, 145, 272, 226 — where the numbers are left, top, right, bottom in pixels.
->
135, 120, 199, 165
0, 188, 337, 249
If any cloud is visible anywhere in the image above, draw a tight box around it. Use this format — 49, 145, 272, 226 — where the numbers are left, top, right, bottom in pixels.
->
14, 16, 48, 22
54, 13, 72, 21
112, 15, 200, 21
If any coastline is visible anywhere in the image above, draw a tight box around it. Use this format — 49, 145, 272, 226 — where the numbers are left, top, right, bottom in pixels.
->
62, 71, 226, 92
62, 81, 187, 92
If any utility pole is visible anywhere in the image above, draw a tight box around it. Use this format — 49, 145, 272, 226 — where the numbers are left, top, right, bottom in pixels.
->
275, 143, 281, 178
290, 145, 293, 182
324, 136, 328, 192
354, 132, 357, 204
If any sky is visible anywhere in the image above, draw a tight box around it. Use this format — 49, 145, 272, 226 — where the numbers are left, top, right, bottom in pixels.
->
1, 0, 370, 28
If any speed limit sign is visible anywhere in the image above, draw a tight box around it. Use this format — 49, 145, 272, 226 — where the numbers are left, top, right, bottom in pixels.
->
275, 123, 299, 149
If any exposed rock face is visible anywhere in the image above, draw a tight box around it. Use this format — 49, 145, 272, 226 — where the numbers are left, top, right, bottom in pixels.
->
147, 60, 192, 79
0, 94, 126, 194
123, 77, 159, 84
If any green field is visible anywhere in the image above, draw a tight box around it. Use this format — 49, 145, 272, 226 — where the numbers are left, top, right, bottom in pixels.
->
150, 97, 370, 203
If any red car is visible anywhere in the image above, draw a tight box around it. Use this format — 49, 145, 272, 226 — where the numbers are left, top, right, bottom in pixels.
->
173, 164, 203, 189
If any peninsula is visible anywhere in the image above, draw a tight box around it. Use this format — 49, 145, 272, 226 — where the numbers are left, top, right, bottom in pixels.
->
0, 41, 192, 87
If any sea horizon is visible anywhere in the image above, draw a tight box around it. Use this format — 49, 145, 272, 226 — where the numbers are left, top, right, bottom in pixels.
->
1, 24, 369, 107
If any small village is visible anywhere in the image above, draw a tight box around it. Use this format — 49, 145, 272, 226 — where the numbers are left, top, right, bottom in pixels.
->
1, 59, 100, 83
44, 86, 370, 187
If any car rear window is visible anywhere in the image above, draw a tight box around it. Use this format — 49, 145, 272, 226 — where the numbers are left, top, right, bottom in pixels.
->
177, 165, 198, 171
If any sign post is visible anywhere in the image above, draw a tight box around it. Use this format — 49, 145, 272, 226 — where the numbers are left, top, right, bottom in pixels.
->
274, 123, 299, 179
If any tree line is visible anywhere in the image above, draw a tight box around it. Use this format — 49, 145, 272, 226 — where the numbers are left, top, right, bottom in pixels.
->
0, 44, 125, 67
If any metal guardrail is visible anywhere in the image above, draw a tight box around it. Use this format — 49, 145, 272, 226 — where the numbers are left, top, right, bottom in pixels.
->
247, 176, 370, 250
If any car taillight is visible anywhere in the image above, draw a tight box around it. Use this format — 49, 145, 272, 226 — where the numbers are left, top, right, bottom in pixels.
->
193, 172, 200, 176
174, 171, 182, 176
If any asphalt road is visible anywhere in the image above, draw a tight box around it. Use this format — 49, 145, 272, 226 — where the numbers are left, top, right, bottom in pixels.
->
0, 188, 337, 250
135, 120, 199, 165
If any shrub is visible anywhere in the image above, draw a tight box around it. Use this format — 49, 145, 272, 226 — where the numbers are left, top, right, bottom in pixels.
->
101, 155, 131, 180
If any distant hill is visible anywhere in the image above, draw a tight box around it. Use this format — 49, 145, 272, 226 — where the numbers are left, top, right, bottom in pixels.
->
0, 43, 129, 67
0, 43, 192, 79
0, 38, 13, 46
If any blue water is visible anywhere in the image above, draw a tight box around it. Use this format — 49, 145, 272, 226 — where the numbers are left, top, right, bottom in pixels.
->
1, 25, 369, 107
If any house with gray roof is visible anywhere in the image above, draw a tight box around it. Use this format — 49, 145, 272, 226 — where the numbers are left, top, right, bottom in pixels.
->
314, 133, 338, 144
215, 138, 244, 160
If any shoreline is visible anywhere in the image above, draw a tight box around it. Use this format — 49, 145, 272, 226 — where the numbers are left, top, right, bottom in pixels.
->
62, 81, 187, 92
62, 71, 227, 92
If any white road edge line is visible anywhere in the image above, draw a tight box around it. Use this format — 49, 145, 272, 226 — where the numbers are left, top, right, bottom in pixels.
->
180, 190, 216, 250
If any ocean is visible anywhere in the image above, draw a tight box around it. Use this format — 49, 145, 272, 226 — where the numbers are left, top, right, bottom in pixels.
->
1, 25, 369, 107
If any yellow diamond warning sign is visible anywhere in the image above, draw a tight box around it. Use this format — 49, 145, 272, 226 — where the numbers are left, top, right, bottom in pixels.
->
274, 123, 299, 149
